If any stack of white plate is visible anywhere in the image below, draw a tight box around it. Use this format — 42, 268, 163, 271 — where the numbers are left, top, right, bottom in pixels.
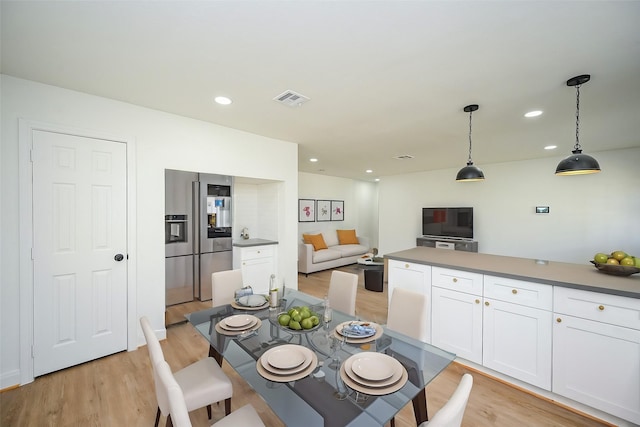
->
340, 353, 408, 396
216, 314, 261, 335
334, 321, 383, 343
256, 344, 318, 382
231, 294, 269, 310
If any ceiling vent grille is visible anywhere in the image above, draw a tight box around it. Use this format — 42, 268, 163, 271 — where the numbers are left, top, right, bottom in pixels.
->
394, 155, 414, 160
273, 90, 310, 107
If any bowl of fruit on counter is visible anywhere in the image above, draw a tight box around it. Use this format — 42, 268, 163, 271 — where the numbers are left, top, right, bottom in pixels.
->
591, 250, 640, 276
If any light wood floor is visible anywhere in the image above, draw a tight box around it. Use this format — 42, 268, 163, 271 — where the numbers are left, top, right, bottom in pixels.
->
1, 266, 612, 427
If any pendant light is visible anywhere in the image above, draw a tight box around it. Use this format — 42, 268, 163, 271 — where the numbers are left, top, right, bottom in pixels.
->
456, 104, 485, 181
555, 74, 601, 175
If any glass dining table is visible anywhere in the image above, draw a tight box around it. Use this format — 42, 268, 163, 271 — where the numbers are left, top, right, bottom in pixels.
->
186, 289, 455, 427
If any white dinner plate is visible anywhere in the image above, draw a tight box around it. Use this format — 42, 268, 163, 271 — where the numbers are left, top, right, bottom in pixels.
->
340, 363, 408, 396
333, 321, 383, 343
223, 314, 255, 328
350, 353, 396, 381
257, 349, 318, 382
238, 294, 268, 307
344, 354, 403, 388
337, 321, 378, 339
260, 344, 313, 374
215, 318, 262, 336
267, 347, 306, 370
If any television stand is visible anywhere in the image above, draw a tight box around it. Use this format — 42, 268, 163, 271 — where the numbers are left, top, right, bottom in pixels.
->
416, 236, 478, 253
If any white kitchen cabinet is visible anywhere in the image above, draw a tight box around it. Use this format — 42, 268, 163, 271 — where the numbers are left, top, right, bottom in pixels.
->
233, 244, 277, 295
482, 275, 552, 390
431, 267, 483, 363
553, 287, 640, 424
431, 286, 483, 363
387, 260, 431, 342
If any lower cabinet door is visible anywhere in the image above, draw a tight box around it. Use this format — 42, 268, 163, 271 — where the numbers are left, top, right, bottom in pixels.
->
553, 314, 640, 424
431, 287, 482, 364
242, 257, 274, 295
483, 299, 552, 390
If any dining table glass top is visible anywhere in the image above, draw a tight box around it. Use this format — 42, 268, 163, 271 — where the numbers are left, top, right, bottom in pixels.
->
186, 289, 455, 427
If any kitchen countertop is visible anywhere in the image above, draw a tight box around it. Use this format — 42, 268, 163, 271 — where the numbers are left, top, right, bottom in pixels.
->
232, 238, 278, 248
386, 246, 640, 299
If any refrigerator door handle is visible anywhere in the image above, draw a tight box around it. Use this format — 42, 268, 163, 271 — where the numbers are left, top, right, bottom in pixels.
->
192, 181, 200, 255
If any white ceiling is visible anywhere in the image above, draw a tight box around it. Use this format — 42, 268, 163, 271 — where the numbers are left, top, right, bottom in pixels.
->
2, 1, 639, 181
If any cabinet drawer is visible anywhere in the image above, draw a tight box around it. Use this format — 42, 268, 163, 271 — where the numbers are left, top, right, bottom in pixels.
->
554, 287, 640, 330
432, 267, 483, 296
484, 275, 552, 310
240, 246, 273, 261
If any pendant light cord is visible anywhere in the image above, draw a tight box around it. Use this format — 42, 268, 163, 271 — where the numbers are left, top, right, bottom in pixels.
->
467, 109, 473, 163
574, 84, 582, 151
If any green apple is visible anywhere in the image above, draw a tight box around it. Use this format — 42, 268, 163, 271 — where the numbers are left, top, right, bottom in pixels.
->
301, 318, 314, 329
593, 253, 608, 264
620, 257, 635, 267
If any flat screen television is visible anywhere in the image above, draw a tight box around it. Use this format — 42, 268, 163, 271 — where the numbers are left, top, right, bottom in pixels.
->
422, 207, 473, 239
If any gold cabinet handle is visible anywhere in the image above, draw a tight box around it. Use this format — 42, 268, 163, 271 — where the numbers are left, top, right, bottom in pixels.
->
475, 299, 480, 304
405, 264, 409, 268
484, 301, 490, 306
453, 278, 458, 283
512, 289, 518, 294
598, 305, 605, 311
556, 317, 562, 323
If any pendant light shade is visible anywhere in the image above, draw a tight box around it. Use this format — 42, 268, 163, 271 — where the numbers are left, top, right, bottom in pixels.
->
555, 74, 601, 176
456, 104, 485, 182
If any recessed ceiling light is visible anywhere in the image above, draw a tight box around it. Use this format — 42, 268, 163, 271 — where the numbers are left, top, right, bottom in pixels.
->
374, 178, 380, 182
525, 110, 543, 118
214, 96, 232, 105
544, 145, 557, 150
309, 158, 318, 162
365, 169, 373, 173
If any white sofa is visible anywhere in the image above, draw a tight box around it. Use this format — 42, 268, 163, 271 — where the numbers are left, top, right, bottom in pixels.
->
298, 230, 370, 275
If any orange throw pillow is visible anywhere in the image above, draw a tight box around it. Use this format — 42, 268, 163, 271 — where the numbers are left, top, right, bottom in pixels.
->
303, 233, 328, 251
337, 229, 359, 245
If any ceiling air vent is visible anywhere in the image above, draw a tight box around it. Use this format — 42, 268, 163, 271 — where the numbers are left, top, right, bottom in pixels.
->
394, 155, 414, 160
273, 90, 310, 107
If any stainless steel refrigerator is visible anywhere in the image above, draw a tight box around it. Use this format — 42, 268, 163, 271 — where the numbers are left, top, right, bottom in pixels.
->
165, 170, 233, 305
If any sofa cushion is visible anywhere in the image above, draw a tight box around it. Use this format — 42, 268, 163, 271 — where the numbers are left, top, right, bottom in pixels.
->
337, 229, 359, 245
312, 248, 341, 263
322, 230, 339, 247
303, 233, 328, 251
333, 244, 368, 257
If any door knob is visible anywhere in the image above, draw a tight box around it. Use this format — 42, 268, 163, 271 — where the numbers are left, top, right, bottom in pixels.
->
114, 253, 124, 261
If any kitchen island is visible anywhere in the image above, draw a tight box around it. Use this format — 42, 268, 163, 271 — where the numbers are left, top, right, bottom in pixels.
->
386, 246, 640, 298
385, 246, 640, 426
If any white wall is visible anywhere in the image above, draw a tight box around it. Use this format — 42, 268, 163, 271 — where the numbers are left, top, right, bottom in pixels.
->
298, 172, 378, 246
0, 75, 298, 388
378, 148, 640, 264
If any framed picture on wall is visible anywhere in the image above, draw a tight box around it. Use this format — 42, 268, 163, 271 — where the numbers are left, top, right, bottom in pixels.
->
299, 199, 315, 222
316, 200, 331, 221
331, 200, 344, 221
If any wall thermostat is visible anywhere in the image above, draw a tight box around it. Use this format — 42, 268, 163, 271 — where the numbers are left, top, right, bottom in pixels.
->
535, 206, 550, 214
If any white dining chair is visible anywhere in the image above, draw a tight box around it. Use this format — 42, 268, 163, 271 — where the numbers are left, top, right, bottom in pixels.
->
211, 269, 243, 307
387, 287, 429, 342
328, 270, 358, 316
419, 373, 473, 427
140, 317, 233, 427
156, 359, 265, 427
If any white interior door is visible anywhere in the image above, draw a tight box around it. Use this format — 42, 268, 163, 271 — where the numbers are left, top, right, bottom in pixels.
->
32, 130, 128, 376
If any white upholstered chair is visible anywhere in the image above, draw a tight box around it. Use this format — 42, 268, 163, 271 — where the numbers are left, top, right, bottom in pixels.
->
419, 373, 473, 427
156, 359, 265, 427
211, 269, 244, 307
328, 270, 358, 316
386, 287, 429, 343
140, 317, 233, 427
